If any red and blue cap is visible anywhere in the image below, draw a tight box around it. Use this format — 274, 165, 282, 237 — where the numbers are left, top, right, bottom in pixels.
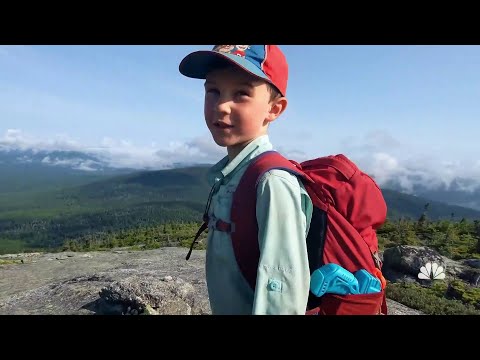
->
179, 45, 288, 96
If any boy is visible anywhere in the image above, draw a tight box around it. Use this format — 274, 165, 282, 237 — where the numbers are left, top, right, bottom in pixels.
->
179, 45, 313, 315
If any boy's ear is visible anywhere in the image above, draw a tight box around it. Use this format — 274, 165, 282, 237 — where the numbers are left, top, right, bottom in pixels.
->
266, 97, 288, 123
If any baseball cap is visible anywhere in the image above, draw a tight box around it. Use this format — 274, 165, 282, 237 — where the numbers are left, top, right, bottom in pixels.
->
179, 45, 288, 96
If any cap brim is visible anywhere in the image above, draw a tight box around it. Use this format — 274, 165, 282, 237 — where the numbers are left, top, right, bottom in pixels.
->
179, 50, 270, 83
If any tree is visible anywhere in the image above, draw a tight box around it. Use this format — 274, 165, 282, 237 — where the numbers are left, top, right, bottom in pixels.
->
418, 203, 430, 225
474, 220, 480, 253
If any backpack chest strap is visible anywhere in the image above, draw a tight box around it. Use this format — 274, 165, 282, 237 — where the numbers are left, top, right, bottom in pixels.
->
207, 215, 235, 233
185, 215, 235, 261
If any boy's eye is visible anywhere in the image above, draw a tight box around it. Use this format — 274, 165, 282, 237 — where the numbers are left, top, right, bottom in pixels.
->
206, 88, 219, 95
236, 90, 250, 97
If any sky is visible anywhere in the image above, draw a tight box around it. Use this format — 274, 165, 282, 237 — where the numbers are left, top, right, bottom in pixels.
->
1, 45, 479, 191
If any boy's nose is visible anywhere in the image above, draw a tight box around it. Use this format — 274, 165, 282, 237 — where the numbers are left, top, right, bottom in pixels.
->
215, 98, 232, 114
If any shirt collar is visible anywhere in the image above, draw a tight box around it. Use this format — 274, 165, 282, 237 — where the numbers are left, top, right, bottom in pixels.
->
208, 135, 273, 184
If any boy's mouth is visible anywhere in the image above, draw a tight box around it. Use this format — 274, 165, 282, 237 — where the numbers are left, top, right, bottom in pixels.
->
214, 122, 234, 129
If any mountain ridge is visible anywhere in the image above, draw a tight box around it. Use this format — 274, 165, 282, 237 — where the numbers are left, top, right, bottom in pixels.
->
2, 147, 480, 212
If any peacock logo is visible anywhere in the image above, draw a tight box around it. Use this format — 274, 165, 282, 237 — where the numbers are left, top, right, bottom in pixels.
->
418, 262, 446, 280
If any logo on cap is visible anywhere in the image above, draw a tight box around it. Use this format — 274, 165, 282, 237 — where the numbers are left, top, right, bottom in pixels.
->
214, 45, 251, 58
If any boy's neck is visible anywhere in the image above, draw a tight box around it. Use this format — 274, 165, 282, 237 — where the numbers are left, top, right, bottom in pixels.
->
227, 144, 247, 162
227, 139, 256, 162
226, 135, 268, 162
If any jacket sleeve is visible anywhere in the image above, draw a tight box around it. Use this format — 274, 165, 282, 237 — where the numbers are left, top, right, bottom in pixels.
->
252, 169, 312, 315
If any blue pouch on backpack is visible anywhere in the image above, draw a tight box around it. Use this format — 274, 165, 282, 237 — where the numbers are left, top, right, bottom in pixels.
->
354, 269, 381, 294
310, 263, 360, 297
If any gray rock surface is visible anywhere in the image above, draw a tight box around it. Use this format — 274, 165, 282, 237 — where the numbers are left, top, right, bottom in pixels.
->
0, 247, 421, 315
382, 245, 480, 287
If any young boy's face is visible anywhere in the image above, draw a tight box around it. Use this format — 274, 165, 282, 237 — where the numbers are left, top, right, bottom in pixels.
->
204, 65, 282, 155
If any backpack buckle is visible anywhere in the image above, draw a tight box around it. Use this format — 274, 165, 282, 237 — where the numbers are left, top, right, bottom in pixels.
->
208, 215, 235, 233
372, 251, 382, 269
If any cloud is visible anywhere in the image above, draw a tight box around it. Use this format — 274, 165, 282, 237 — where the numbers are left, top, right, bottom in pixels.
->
340, 130, 402, 155
0, 129, 84, 153
340, 131, 480, 193
0, 129, 224, 170
89, 134, 226, 170
151, 137, 226, 168
365, 130, 402, 149
1, 129, 479, 194
41, 156, 100, 172
275, 145, 309, 162
185, 136, 227, 160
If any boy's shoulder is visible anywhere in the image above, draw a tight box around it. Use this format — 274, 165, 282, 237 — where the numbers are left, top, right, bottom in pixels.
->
246, 150, 310, 195
258, 167, 304, 189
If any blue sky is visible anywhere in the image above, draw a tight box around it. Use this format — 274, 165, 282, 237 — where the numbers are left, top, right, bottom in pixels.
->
1, 45, 479, 190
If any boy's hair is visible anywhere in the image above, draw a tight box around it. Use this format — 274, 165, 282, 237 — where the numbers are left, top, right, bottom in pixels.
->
266, 83, 282, 102
179, 45, 289, 97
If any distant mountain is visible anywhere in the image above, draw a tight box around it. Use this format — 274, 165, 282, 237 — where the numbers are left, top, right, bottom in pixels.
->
383, 177, 480, 211
0, 147, 214, 194
0, 149, 134, 194
62, 166, 480, 221
73, 166, 212, 205
1, 147, 480, 220
2, 164, 480, 254
0, 148, 106, 170
381, 189, 480, 221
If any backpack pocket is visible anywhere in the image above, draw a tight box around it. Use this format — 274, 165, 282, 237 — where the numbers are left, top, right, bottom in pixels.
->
306, 290, 385, 315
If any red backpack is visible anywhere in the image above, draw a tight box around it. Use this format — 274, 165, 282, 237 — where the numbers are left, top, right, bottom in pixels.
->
187, 151, 388, 315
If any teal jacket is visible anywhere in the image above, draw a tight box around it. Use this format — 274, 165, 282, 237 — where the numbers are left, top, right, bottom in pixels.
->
205, 135, 313, 315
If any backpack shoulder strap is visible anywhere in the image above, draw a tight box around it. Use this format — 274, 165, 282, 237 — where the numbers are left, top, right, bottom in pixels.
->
231, 151, 305, 290
241, 151, 306, 187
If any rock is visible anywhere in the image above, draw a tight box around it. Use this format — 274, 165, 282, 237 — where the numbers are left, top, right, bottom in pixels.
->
98, 275, 199, 315
382, 245, 480, 287
463, 259, 480, 269
0, 246, 422, 315
457, 268, 480, 287
383, 245, 445, 278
